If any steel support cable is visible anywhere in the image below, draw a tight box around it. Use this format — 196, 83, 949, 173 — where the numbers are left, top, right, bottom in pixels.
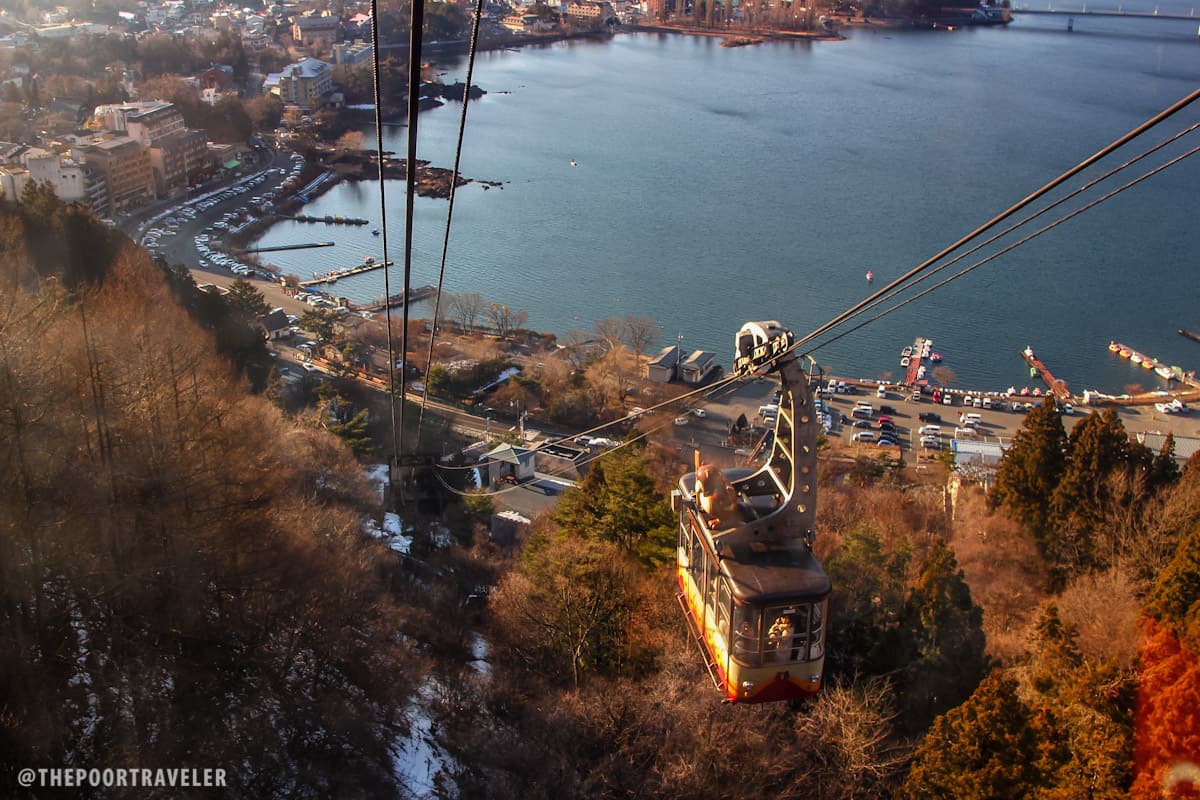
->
368, 0, 400, 482
397, 0, 427, 470
417, 0, 487, 448
814, 119, 1200, 336
788, 86, 1200, 357
804, 142, 1200, 359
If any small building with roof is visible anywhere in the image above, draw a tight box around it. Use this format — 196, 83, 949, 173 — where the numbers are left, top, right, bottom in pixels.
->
646, 344, 681, 383
680, 350, 718, 385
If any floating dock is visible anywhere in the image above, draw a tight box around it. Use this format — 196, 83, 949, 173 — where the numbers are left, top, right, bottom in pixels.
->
1022, 346, 1070, 400
1108, 341, 1191, 385
292, 213, 370, 226
360, 284, 438, 313
900, 336, 932, 385
299, 259, 394, 287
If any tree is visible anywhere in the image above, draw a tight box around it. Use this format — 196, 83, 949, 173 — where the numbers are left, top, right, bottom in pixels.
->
622, 314, 660, 362
484, 302, 527, 339
491, 532, 644, 686
988, 401, 1067, 552
300, 307, 338, 343
1048, 409, 1136, 578
897, 540, 988, 730
594, 316, 625, 353
552, 443, 676, 568
225, 277, 269, 320
901, 672, 1039, 800
445, 291, 485, 331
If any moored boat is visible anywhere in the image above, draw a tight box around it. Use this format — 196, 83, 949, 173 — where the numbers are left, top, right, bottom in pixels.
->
902, 346, 913, 357
1131, 353, 1143, 365
1156, 365, 1174, 380
930, 352, 942, 362
900, 356, 910, 367
1108, 341, 1120, 353
1120, 349, 1132, 358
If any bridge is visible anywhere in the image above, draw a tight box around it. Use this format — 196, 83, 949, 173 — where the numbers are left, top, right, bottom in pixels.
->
1013, 5, 1200, 20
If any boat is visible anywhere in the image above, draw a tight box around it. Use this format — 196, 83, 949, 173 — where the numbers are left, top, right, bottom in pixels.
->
1108, 341, 1120, 353
364, 256, 375, 265
1130, 353, 1143, 365
1119, 349, 1132, 358
917, 365, 927, 379
1178, 328, 1200, 344
930, 352, 942, 362
866, 271, 874, 282
901, 356, 911, 367
372, 229, 380, 235
1156, 365, 1174, 380
1142, 359, 1154, 370
901, 346, 913, 357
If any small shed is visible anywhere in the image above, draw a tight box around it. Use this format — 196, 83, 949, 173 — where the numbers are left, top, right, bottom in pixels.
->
646, 345, 681, 383
490, 510, 531, 546
680, 350, 718, 385
484, 443, 536, 487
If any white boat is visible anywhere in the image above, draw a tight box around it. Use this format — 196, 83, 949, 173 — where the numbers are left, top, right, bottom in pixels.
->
900, 356, 911, 367
917, 365, 927, 379
1130, 353, 1143, 365
902, 346, 913, 357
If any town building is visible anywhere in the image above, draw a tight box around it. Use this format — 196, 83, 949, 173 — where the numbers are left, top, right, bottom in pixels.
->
147, 129, 209, 197
292, 13, 340, 46
564, 0, 616, 24
332, 39, 373, 67
265, 58, 333, 109
25, 150, 108, 214
79, 136, 153, 214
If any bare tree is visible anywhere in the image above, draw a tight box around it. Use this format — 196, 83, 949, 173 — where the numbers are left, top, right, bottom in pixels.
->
594, 316, 625, 354
484, 302, 527, 339
622, 314, 660, 363
446, 291, 486, 331
931, 365, 958, 387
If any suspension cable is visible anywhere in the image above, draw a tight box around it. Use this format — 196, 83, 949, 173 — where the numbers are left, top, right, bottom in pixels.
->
368, 0, 402, 498
417, 0, 487, 448
396, 0, 427, 475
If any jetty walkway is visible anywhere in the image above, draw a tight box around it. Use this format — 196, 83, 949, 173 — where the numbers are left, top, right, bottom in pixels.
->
299, 259, 394, 288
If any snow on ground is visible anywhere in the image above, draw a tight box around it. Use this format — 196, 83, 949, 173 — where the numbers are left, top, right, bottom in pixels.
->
363, 512, 413, 554
392, 681, 459, 799
363, 463, 389, 504
470, 633, 491, 678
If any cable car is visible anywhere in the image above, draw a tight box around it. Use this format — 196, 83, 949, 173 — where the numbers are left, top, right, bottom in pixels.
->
672, 321, 831, 703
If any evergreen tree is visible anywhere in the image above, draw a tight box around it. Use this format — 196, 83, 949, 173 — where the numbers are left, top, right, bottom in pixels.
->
551, 445, 675, 568
989, 402, 1067, 549
1145, 522, 1200, 650
1048, 409, 1134, 578
225, 277, 270, 320
898, 540, 988, 731
901, 672, 1039, 800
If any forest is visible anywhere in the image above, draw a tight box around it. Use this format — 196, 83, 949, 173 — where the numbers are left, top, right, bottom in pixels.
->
1, 192, 1198, 798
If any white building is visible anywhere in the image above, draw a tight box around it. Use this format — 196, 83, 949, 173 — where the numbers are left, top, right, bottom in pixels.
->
265, 58, 333, 109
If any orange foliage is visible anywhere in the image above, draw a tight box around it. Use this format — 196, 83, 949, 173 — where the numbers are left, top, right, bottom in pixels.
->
1132, 618, 1200, 799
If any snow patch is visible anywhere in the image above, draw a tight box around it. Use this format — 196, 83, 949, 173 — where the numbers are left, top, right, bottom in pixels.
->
470, 633, 491, 678
363, 512, 413, 554
363, 463, 390, 503
392, 682, 459, 799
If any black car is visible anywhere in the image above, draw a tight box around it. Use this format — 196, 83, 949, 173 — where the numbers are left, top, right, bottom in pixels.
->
879, 404, 897, 415
918, 411, 942, 423
852, 419, 873, 429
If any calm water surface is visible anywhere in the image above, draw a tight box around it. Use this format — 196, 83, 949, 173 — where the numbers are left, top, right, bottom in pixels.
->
254, 12, 1200, 394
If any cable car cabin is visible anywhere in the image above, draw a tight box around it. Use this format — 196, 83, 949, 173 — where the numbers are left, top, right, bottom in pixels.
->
672, 321, 831, 703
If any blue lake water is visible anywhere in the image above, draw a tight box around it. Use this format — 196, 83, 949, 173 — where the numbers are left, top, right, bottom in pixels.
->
253, 12, 1200, 395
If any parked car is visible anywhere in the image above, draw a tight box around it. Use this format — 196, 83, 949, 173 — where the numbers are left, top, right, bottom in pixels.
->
879, 404, 896, 415
921, 436, 942, 450
918, 411, 942, 423
851, 431, 876, 443
852, 419, 873, 429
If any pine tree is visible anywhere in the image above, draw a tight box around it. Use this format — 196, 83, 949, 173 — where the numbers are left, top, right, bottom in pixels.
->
989, 402, 1067, 549
901, 672, 1039, 800
898, 540, 988, 731
225, 276, 269, 320
1049, 409, 1134, 578
551, 445, 675, 568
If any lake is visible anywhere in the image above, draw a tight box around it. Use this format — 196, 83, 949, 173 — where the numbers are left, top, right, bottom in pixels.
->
253, 11, 1200, 395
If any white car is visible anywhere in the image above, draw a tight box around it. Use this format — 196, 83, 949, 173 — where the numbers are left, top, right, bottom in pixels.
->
674, 416, 689, 426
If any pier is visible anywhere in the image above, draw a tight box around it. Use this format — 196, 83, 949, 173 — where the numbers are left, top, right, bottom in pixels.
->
360, 285, 438, 313
240, 241, 334, 255
299, 259, 394, 288
1022, 346, 1070, 400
